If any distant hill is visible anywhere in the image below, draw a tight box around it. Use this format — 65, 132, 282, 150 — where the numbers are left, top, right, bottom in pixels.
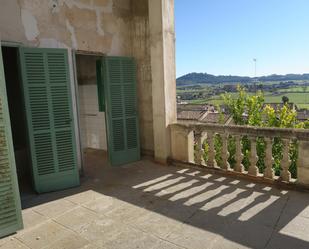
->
177, 72, 309, 86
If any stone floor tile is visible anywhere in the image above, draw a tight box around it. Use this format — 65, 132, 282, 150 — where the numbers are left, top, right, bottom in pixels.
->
167, 182, 214, 203
65, 190, 104, 205
82, 195, 121, 214
152, 240, 185, 249
186, 209, 229, 233
228, 194, 287, 228
143, 176, 186, 193
166, 222, 219, 249
80, 243, 103, 249
129, 210, 183, 239
0, 236, 11, 246
33, 199, 77, 219
0, 238, 29, 249
21, 209, 49, 229
154, 179, 199, 198
100, 226, 161, 249
16, 221, 72, 249
221, 220, 273, 249
54, 206, 100, 233
265, 233, 309, 249
183, 184, 234, 207
44, 232, 89, 249
210, 238, 252, 249
104, 202, 148, 223
276, 214, 309, 242
283, 191, 309, 218
79, 217, 124, 247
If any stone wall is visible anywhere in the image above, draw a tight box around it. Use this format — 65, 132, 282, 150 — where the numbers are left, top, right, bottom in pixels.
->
1, 0, 132, 55
0, 0, 154, 155
131, 0, 154, 155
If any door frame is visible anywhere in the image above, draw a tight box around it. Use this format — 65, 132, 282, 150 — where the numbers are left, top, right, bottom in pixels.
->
72, 51, 107, 167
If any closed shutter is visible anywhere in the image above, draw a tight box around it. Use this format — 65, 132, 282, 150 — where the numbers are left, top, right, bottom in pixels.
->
0, 47, 23, 237
19, 48, 79, 193
103, 57, 140, 166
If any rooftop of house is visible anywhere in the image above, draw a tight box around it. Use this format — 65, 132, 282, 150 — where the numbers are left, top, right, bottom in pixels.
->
177, 110, 207, 121
200, 112, 231, 124
177, 104, 215, 112
297, 109, 309, 121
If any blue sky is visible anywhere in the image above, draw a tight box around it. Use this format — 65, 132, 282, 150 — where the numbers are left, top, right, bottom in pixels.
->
175, 0, 309, 77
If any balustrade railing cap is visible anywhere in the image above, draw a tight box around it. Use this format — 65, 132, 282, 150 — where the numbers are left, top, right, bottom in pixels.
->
172, 122, 309, 141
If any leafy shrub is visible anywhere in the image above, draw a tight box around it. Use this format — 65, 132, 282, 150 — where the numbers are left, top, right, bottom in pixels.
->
200, 86, 307, 179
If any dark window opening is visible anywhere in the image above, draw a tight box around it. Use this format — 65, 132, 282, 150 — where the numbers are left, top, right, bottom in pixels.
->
1, 46, 34, 201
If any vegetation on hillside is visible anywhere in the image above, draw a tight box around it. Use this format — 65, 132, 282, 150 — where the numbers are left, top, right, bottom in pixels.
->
177, 72, 309, 85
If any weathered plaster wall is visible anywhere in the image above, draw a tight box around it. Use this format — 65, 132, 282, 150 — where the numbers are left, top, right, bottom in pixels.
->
1, 0, 131, 55
149, 0, 176, 163
131, 0, 154, 155
0, 0, 155, 155
0, 1, 27, 43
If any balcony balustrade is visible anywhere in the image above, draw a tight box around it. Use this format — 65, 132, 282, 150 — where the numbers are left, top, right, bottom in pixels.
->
170, 122, 309, 187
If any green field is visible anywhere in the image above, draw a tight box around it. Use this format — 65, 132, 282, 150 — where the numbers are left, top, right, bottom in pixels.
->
178, 83, 309, 109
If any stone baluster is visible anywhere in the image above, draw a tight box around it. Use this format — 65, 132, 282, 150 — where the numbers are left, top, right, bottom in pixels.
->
234, 135, 244, 173
221, 133, 231, 170
248, 136, 259, 176
195, 130, 207, 165
207, 131, 216, 168
264, 137, 275, 179
280, 138, 291, 182
297, 140, 309, 185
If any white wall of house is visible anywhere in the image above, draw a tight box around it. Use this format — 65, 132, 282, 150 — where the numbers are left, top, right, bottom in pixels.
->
78, 84, 107, 151
76, 54, 107, 151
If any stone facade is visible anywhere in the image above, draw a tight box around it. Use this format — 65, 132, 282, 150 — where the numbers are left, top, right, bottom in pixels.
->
0, 0, 174, 158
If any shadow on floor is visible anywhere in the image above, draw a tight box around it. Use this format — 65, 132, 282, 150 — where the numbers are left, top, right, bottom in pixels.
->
21, 149, 309, 249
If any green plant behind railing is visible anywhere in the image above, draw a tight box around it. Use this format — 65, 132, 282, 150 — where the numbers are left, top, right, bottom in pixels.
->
198, 86, 307, 178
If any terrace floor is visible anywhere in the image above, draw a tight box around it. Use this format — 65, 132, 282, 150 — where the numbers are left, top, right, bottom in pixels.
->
1, 149, 309, 249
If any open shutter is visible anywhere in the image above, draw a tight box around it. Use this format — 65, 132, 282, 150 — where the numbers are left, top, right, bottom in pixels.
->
19, 48, 79, 193
103, 56, 140, 166
0, 47, 23, 237
96, 59, 105, 112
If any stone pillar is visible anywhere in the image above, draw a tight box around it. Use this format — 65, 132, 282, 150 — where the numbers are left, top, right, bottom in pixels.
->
170, 125, 194, 164
148, 0, 176, 164
297, 140, 309, 186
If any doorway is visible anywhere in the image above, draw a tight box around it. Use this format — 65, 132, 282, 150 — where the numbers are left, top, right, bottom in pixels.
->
75, 54, 108, 160
1, 46, 34, 202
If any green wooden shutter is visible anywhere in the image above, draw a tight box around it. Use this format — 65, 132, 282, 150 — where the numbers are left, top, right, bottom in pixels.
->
19, 48, 79, 193
103, 56, 140, 166
0, 47, 23, 237
96, 59, 105, 112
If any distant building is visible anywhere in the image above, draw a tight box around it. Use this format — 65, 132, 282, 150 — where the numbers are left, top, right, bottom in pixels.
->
177, 110, 208, 121
177, 104, 215, 112
178, 102, 308, 125
177, 104, 232, 124
200, 113, 231, 124
297, 109, 309, 122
